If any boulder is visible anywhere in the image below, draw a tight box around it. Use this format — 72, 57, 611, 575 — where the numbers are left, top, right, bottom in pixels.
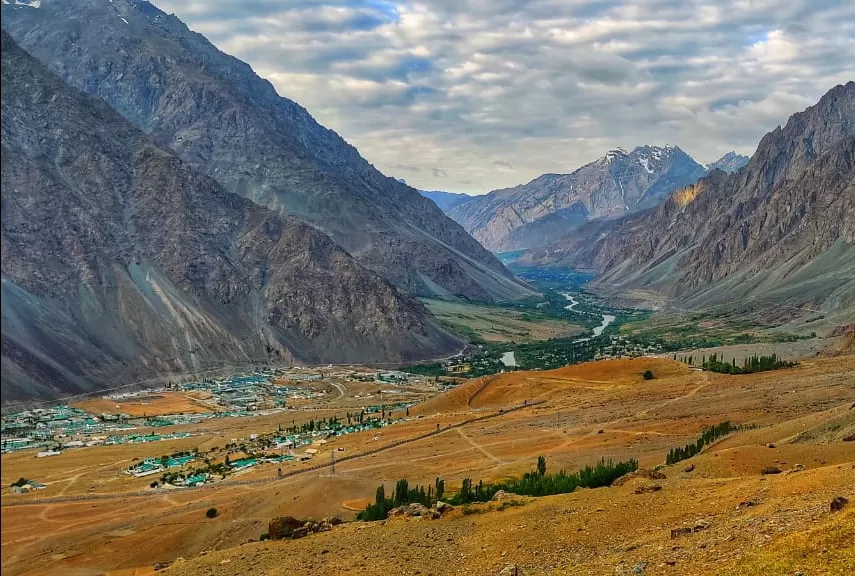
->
634, 484, 662, 494
436, 501, 454, 513
830, 496, 848, 512
498, 564, 519, 576
322, 515, 343, 526
761, 466, 782, 475
389, 503, 433, 518
268, 516, 305, 540
683, 464, 695, 473
612, 469, 666, 487
492, 490, 519, 501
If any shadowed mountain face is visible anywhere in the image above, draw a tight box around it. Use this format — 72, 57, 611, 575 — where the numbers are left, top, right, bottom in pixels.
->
527, 82, 855, 313
448, 145, 707, 252
0, 32, 460, 404
1, 0, 532, 302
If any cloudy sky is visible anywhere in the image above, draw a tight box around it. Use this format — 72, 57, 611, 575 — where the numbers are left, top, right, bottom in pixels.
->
156, 0, 854, 194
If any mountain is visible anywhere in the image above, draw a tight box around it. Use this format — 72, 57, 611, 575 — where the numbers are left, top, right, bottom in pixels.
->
707, 151, 750, 173
448, 145, 708, 252
0, 0, 531, 303
420, 190, 472, 212
0, 31, 460, 404
527, 82, 855, 317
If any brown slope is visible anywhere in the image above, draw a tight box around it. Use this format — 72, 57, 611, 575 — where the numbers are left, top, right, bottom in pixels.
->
0, 31, 458, 404
0, 0, 531, 302
528, 82, 855, 310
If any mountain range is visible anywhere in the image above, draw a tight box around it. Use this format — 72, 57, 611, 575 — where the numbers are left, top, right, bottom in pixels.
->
0, 0, 530, 304
0, 30, 462, 403
706, 151, 750, 174
447, 145, 711, 252
525, 82, 855, 319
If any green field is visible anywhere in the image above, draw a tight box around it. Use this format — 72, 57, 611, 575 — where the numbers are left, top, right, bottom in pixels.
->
422, 299, 584, 343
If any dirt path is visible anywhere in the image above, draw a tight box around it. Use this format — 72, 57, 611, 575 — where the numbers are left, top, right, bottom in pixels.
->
456, 428, 503, 465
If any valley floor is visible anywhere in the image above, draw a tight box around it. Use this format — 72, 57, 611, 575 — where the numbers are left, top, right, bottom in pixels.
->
1, 357, 853, 575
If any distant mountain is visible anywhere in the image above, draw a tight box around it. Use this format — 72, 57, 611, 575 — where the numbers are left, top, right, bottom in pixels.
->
420, 190, 473, 212
527, 82, 855, 317
1, 0, 531, 302
707, 152, 750, 173
0, 31, 459, 403
448, 145, 707, 252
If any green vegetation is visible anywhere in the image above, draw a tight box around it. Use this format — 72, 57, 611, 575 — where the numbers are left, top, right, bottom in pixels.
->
356, 457, 638, 521
665, 421, 737, 465
10, 477, 29, 487
642, 369, 654, 380
206, 507, 218, 518
701, 353, 796, 375
450, 457, 638, 503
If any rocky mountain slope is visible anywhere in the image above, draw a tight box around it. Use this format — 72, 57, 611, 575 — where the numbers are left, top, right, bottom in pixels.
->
1, 0, 531, 302
420, 190, 472, 212
707, 151, 750, 173
0, 32, 459, 403
528, 82, 855, 313
449, 145, 707, 252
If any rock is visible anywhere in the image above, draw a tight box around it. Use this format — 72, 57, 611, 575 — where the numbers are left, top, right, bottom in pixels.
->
761, 466, 782, 475
153, 562, 171, 571
389, 503, 434, 518
497, 564, 519, 576
693, 520, 711, 532
634, 484, 662, 494
322, 515, 343, 526
268, 516, 305, 540
670, 527, 693, 539
632, 561, 649, 574
737, 499, 759, 510
830, 496, 848, 512
684, 464, 695, 473
492, 490, 519, 501
768, 443, 776, 448
436, 501, 454, 513
612, 469, 666, 487
790, 464, 805, 472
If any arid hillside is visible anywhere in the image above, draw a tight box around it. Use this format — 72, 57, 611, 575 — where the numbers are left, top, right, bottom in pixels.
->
2, 355, 853, 576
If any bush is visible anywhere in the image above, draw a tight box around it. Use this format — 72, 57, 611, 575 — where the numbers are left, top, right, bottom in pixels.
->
206, 507, 218, 518
642, 370, 654, 380
259, 533, 270, 541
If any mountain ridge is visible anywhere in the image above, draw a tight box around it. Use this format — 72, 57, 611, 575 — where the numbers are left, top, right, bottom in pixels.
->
0, 31, 459, 403
0, 0, 532, 302
448, 145, 708, 252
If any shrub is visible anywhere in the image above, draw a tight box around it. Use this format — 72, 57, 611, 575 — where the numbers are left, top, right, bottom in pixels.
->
206, 507, 218, 518
642, 369, 654, 380
260, 533, 270, 541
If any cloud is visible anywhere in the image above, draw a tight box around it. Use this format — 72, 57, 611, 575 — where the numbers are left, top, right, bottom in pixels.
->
153, 0, 855, 193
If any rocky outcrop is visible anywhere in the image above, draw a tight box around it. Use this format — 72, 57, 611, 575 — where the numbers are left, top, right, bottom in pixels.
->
449, 146, 707, 251
1, 0, 531, 302
527, 83, 855, 311
0, 32, 459, 403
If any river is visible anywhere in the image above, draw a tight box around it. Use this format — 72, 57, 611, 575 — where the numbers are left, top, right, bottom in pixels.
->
561, 292, 616, 342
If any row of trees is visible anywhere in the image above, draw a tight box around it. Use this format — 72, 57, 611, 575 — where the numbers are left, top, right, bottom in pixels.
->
665, 420, 737, 465
450, 456, 638, 503
702, 353, 796, 375
357, 457, 638, 520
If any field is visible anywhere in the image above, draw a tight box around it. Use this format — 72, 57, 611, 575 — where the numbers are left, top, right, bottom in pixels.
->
73, 392, 218, 417
2, 353, 853, 576
422, 298, 584, 343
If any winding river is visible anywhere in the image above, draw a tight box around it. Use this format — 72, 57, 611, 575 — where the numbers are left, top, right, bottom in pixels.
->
561, 292, 616, 342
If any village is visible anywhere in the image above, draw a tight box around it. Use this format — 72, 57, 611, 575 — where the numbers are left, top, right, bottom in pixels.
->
1, 366, 447, 493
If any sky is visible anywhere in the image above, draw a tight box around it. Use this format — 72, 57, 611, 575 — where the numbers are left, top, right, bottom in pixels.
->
155, 0, 855, 194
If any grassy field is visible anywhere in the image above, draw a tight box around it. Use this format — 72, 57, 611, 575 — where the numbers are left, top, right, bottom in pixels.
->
422, 298, 584, 343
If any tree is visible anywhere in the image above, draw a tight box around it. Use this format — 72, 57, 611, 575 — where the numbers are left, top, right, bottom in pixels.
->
435, 478, 445, 502
206, 507, 218, 518
537, 455, 547, 477
642, 369, 654, 380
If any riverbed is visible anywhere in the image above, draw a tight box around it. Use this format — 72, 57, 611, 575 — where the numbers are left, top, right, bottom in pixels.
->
561, 292, 616, 342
